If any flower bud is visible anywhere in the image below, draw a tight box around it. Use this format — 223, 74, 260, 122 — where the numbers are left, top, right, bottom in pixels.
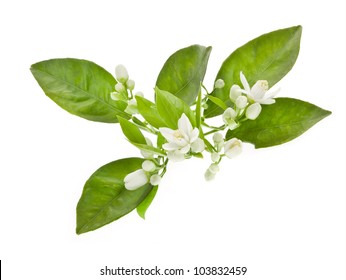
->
208, 163, 220, 174
204, 169, 216, 181
150, 174, 162, 186
213, 132, 223, 144
246, 103, 262, 120
124, 169, 148, 190
222, 108, 238, 130
214, 79, 225, 89
115, 64, 129, 83
110, 91, 126, 101
229, 84, 242, 101
142, 160, 156, 172
235, 95, 248, 109
115, 83, 126, 93
126, 79, 135, 91
125, 99, 138, 114
224, 138, 242, 159
191, 138, 205, 153
211, 152, 220, 163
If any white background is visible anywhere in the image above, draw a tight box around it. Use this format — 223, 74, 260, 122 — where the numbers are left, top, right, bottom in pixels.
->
1, 0, 345, 279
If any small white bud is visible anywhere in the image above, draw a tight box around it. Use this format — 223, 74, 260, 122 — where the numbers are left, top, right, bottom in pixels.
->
110, 92, 122, 101
229, 84, 242, 101
191, 138, 205, 153
115, 64, 129, 83
224, 138, 242, 159
235, 95, 248, 109
115, 83, 126, 93
246, 103, 262, 120
222, 108, 238, 129
208, 163, 220, 174
126, 79, 135, 91
124, 169, 148, 190
150, 174, 162, 186
214, 79, 225, 89
142, 160, 156, 172
213, 132, 223, 144
204, 169, 216, 181
211, 152, 220, 163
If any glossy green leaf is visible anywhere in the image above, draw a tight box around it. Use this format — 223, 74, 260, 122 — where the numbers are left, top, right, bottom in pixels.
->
136, 96, 167, 128
137, 186, 158, 219
207, 95, 228, 110
155, 87, 196, 129
118, 117, 146, 144
156, 45, 212, 105
205, 26, 302, 118
76, 158, 152, 234
31, 58, 129, 123
226, 98, 331, 148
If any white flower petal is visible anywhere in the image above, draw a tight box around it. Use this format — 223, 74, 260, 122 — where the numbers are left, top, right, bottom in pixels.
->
224, 138, 242, 159
142, 160, 156, 172
230, 85, 242, 101
250, 80, 268, 100
159, 127, 176, 142
178, 113, 193, 137
258, 98, 275, 105
179, 144, 191, 154
246, 103, 262, 120
240, 71, 251, 93
162, 142, 181, 151
191, 138, 205, 153
189, 128, 199, 143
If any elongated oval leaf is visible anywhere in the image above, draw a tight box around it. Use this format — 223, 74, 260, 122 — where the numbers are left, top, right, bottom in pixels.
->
31, 58, 129, 123
136, 96, 167, 128
205, 26, 302, 118
226, 98, 331, 148
76, 158, 152, 234
155, 87, 196, 129
156, 45, 212, 105
137, 186, 158, 219
118, 117, 146, 144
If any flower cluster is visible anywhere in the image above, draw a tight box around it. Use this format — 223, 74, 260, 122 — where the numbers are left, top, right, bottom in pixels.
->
112, 66, 279, 190
221, 72, 279, 130
110, 65, 142, 114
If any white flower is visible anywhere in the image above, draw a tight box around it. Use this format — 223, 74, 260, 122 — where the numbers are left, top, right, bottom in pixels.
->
159, 114, 203, 161
124, 169, 148, 190
240, 71, 279, 104
224, 138, 242, 159
142, 160, 156, 172
214, 79, 225, 89
222, 107, 238, 130
246, 103, 262, 120
150, 174, 161, 186
115, 64, 129, 84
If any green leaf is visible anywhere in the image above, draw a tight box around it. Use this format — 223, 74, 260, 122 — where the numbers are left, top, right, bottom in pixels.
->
137, 186, 158, 219
205, 26, 302, 118
76, 158, 152, 234
196, 86, 202, 128
155, 87, 196, 129
226, 98, 331, 148
31, 58, 129, 123
156, 45, 212, 105
129, 142, 166, 157
207, 95, 228, 110
118, 117, 146, 144
136, 96, 167, 128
